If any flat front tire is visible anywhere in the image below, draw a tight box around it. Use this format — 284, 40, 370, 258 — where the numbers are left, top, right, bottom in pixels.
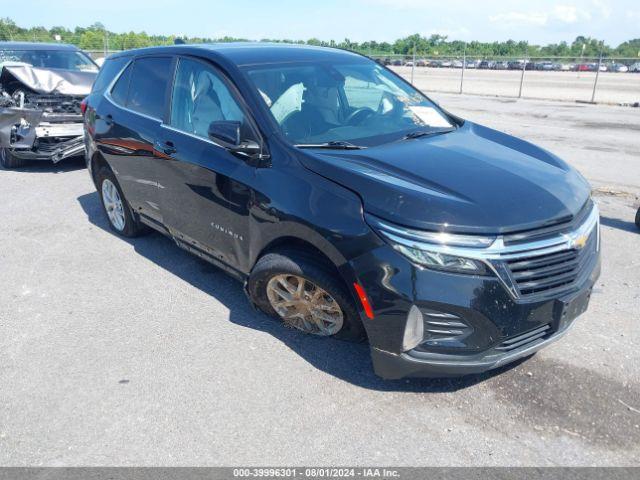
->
247, 250, 366, 342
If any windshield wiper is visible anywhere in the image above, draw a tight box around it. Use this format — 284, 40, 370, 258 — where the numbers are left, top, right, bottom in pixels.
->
402, 128, 456, 140
295, 141, 366, 150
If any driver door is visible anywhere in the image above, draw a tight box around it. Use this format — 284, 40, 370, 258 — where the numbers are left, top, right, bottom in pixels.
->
155, 57, 260, 273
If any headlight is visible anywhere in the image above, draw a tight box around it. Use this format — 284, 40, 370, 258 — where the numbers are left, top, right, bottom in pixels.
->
366, 214, 495, 275
394, 244, 487, 273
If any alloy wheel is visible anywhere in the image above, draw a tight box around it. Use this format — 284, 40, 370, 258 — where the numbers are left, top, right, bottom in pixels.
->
101, 179, 126, 231
266, 274, 344, 336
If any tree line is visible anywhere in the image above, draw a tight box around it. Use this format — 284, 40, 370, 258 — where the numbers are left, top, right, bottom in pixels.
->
1, 18, 639, 59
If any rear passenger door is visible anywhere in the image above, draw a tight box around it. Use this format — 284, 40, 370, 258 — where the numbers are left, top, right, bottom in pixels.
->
156, 56, 260, 274
99, 55, 173, 224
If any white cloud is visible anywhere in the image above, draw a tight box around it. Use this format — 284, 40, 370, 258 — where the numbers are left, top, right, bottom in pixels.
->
489, 4, 592, 27
365, 0, 432, 8
626, 9, 640, 19
488, 11, 549, 26
592, 0, 612, 19
552, 5, 590, 23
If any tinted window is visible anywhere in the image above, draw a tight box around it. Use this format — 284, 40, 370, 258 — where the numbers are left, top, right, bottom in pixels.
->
92, 56, 130, 94
127, 57, 172, 119
170, 58, 245, 139
110, 63, 132, 106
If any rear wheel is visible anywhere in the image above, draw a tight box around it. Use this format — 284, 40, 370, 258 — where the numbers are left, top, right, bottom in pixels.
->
0, 147, 26, 169
247, 250, 366, 342
96, 166, 149, 237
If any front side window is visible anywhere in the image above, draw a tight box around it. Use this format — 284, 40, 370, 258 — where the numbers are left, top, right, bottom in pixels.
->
243, 60, 453, 147
170, 57, 245, 140
126, 56, 172, 119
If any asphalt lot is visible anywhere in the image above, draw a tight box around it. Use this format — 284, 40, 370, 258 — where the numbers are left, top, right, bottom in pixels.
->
1, 93, 639, 466
392, 66, 640, 105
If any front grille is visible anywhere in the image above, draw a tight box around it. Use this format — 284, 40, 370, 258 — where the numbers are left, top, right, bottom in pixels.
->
496, 324, 551, 351
25, 94, 83, 114
505, 228, 597, 297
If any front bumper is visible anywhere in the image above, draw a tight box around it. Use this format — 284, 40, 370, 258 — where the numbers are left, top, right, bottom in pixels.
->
371, 311, 576, 379
350, 241, 601, 379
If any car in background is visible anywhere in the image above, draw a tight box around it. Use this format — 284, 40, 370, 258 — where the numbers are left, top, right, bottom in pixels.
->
629, 62, 640, 72
415, 59, 427, 67
535, 61, 560, 71
0, 41, 98, 168
391, 59, 404, 66
439, 60, 452, 68
478, 60, 495, 69
83, 43, 600, 379
493, 61, 510, 70
404, 61, 414, 67
576, 63, 596, 72
559, 63, 573, 71
452, 60, 463, 68
608, 63, 628, 73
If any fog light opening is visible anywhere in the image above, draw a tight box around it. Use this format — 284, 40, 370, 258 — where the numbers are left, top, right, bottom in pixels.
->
402, 305, 424, 351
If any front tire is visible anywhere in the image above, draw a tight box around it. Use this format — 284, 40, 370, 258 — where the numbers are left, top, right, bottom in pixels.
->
96, 166, 148, 237
0, 147, 26, 169
247, 250, 366, 342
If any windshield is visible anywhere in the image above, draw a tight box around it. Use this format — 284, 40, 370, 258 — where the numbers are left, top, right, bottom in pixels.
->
243, 60, 454, 147
0, 49, 98, 72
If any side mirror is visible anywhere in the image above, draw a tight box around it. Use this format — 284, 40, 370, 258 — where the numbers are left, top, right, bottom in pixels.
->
208, 120, 269, 166
208, 120, 241, 146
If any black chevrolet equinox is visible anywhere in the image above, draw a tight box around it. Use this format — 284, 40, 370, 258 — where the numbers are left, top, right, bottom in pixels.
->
83, 44, 601, 379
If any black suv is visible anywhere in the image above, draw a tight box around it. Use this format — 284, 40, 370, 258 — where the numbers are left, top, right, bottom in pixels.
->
83, 44, 600, 379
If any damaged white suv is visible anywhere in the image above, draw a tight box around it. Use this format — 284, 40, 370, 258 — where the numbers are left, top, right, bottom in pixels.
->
0, 42, 98, 168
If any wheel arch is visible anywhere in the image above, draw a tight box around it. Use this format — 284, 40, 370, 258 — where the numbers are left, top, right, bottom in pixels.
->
89, 151, 110, 187
250, 230, 361, 304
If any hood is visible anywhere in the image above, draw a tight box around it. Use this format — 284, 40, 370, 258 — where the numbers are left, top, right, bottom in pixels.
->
0, 64, 97, 96
298, 122, 591, 234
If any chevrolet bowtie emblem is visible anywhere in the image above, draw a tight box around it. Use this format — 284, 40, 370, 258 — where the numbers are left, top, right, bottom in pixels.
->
571, 234, 588, 250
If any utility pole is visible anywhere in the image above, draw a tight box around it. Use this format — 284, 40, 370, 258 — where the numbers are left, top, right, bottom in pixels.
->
460, 42, 466, 94
518, 47, 528, 98
591, 43, 604, 103
411, 42, 416, 84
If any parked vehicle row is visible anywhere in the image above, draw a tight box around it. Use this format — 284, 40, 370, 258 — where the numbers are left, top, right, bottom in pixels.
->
377, 57, 640, 72
2, 41, 602, 381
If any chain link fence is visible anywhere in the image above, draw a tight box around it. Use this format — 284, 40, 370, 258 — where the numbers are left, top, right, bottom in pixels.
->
2, 33, 639, 105
371, 54, 640, 105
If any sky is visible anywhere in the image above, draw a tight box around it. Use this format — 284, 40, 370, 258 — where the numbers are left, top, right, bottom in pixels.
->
9, 0, 640, 46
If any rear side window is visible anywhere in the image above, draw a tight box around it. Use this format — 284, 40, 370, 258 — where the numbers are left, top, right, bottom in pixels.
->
91, 56, 130, 94
110, 63, 132, 106
126, 56, 172, 119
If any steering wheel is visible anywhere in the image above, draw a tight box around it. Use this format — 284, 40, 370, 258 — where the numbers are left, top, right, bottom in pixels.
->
345, 107, 375, 126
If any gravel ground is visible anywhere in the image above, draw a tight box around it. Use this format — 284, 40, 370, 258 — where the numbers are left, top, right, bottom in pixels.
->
392, 66, 640, 105
0, 94, 639, 466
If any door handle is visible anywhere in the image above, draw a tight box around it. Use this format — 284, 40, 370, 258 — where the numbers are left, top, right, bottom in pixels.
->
155, 140, 177, 156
